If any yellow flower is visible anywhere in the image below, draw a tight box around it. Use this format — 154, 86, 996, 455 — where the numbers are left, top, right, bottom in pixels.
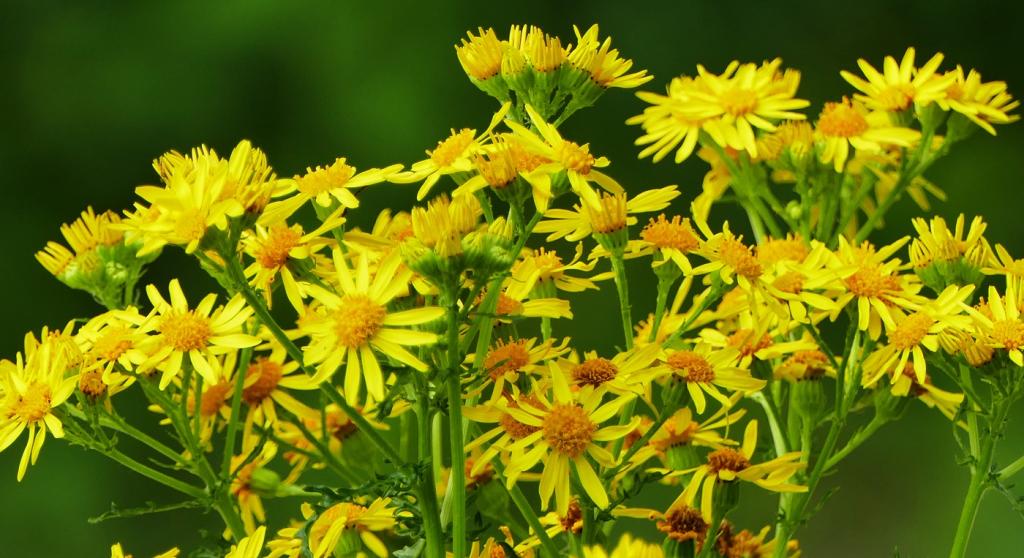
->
672, 421, 806, 520
452, 135, 556, 212
229, 439, 278, 534
488, 275, 574, 323
566, 24, 652, 89
394, 103, 511, 200
302, 498, 398, 558
717, 524, 801, 558
260, 158, 402, 225
0, 337, 77, 481
628, 76, 707, 164
225, 526, 266, 558
456, 27, 505, 81
938, 65, 1019, 134
549, 344, 663, 395
690, 222, 764, 288
509, 24, 567, 74
814, 97, 920, 172
584, 533, 664, 558
472, 336, 570, 402
502, 368, 639, 514
534, 186, 679, 242
628, 402, 746, 469
638, 214, 701, 272
654, 345, 765, 414
505, 104, 625, 207
153, 139, 278, 213
239, 343, 326, 429
684, 59, 809, 158
909, 214, 991, 269
511, 245, 599, 296
35, 206, 125, 278
862, 285, 973, 386
830, 236, 922, 340
840, 47, 954, 112
889, 363, 964, 420
242, 211, 345, 310
967, 284, 1024, 366
76, 307, 150, 387
760, 241, 844, 326
140, 279, 260, 389
298, 249, 442, 403
124, 148, 248, 256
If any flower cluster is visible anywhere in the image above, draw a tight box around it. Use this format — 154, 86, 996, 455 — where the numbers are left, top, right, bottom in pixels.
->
4, 24, 1020, 558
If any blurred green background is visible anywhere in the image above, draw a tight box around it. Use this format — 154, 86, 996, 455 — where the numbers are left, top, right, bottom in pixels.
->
2, 0, 1023, 556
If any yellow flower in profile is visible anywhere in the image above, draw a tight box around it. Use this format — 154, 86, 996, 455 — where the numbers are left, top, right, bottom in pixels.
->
229, 439, 278, 534
0, 338, 77, 481
814, 97, 920, 172
967, 284, 1024, 366
938, 65, 1019, 134
840, 47, 954, 112
455, 27, 505, 81
509, 24, 566, 73
225, 526, 265, 558
242, 211, 345, 310
394, 103, 511, 201
260, 158, 402, 225
909, 214, 991, 270
502, 368, 639, 514
862, 285, 973, 386
125, 151, 248, 256
153, 139, 278, 213
566, 24, 652, 89
298, 249, 442, 403
109, 543, 180, 558
511, 245, 599, 296
672, 421, 805, 519
505, 104, 626, 207
628, 76, 707, 164
35, 206, 125, 278
534, 186, 679, 242
889, 363, 964, 420
140, 279, 260, 389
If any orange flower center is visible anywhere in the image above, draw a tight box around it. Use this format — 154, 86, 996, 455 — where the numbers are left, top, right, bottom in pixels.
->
772, 271, 806, 294
484, 340, 531, 380
495, 294, 525, 316
889, 313, 934, 350
78, 369, 107, 399
991, 319, 1024, 351
556, 141, 595, 174
728, 329, 774, 358
160, 311, 213, 352
474, 150, 518, 189
243, 358, 285, 405
296, 158, 356, 196
757, 236, 808, 265
844, 266, 900, 298
641, 215, 699, 252
499, 412, 540, 440
559, 500, 584, 534
707, 448, 751, 473
720, 88, 759, 116
658, 505, 709, 543
333, 295, 386, 348
542, 404, 595, 458
10, 383, 52, 423
92, 327, 134, 361
817, 100, 869, 137
255, 225, 301, 269
199, 381, 232, 417
572, 357, 619, 387
719, 237, 763, 279
430, 129, 476, 167
667, 351, 715, 383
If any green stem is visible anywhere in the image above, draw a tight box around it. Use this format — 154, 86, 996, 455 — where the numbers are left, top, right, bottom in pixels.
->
823, 415, 887, 471
494, 462, 560, 557
948, 430, 997, 558
609, 255, 634, 350
213, 491, 248, 542
445, 297, 468, 558
414, 381, 445, 558
750, 391, 789, 457
105, 447, 207, 500
222, 346, 254, 476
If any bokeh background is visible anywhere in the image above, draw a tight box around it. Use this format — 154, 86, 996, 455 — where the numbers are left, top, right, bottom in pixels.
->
2, 1, 1023, 556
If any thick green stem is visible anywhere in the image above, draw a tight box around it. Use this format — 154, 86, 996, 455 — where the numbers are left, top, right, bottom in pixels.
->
446, 293, 468, 558
414, 382, 445, 558
609, 255, 634, 350
494, 462, 561, 557
948, 431, 997, 558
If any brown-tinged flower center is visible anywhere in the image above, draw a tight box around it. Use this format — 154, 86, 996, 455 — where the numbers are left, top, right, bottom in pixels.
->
667, 351, 715, 383
658, 505, 709, 543
542, 404, 595, 458
200, 381, 232, 417
889, 313, 934, 350
727, 329, 774, 358
572, 357, 619, 387
243, 358, 285, 405
255, 225, 301, 269
484, 339, 531, 380
707, 448, 751, 473
78, 369, 107, 400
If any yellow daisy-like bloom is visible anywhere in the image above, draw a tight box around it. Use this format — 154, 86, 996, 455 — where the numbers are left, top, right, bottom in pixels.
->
472, 336, 570, 402
938, 65, 1019, 135
549, 344, 662, 395
534, 186, 679, 242
140, 279, 260, 389
505, 104, 625, 207
566, 24, 652, 89
153, 139, 278, 213
672, 421, 806, 520
393, 103, 511, 201
298, 249, 443, 403
967, 284, 1024, 366
584, 533, 664, 558
502, 368, 639, 514
909, 214, 991, 270
814, 97, 920, 172
639, 214, 701, 272
259, 157, 402, 225
109, 543, 180, 558
760, 241, 844, 326
76, 307, 150, 388
35, 206, 125, 278
683, 58, 810, 158
242, 211, 345, 310
453, 135, 557, 212
240, 344, 327, 429
628, 402, 746, 470
830, 236, 922, 340
0, 338, 77, 481
628, 75, 708, 164
304, 498, 398, 558
464, 390, 544, 476
489, 274, 574, 323
225, 526, 265, 558
655, 345, 765, 414
717, 523, 801, 558
124, 151, 247, 256
690, 222, 764, 289
862, 284, 973, 386
511, 245, 599, 296
840, 47, 954, 112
